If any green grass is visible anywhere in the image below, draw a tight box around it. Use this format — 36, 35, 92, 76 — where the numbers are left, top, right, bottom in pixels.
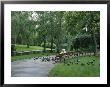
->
11, 53, 56, 62
48, 56, 100, 77
15, 44, 50, 51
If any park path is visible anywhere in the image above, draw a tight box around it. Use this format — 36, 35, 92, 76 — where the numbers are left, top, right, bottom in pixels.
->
11, 56, 55, 77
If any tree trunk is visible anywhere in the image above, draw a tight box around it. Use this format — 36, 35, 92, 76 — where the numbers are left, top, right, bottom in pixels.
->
50, 38, 53, 53
43, 36, 46, 53
90, 13, 97, 55
57, 46, 60, 53
27, 43, 30, 48
14, 37, 16, 45
26, 37, 30, 48
56, 41, 59, 53
93, 32, 97, 55
27, 40, 30, 48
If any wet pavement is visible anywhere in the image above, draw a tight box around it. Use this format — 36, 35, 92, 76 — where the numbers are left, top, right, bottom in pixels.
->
11, 56, 55, 77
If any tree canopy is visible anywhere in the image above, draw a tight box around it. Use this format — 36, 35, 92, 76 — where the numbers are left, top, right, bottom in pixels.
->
11, 11, 100, 54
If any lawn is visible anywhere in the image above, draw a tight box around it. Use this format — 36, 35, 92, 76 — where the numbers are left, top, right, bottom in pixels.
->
11, 53, 56, 62
48, 56, 100, 77
15, 44, 50, 51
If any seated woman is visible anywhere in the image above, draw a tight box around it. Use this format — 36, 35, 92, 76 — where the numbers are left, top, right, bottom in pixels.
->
55, 49, 67, 61
59, 49, 66, 54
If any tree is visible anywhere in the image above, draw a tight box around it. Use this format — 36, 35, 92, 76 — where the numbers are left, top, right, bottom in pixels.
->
63, 11, 100, 54
11, 11, 36, 48
11, 11, 100, 54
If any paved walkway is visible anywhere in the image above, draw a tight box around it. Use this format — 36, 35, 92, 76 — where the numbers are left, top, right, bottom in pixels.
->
11, 57, 55, 77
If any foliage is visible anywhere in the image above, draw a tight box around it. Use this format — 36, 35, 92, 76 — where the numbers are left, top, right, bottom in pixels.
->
11, 11, 36, 48
11, 11, 100, 54
64, 11, 100, 51
73, 34, 94, 51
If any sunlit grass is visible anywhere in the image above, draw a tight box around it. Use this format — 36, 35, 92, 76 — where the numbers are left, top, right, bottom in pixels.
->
15, 44, 50, 51
48, 56, 100, 77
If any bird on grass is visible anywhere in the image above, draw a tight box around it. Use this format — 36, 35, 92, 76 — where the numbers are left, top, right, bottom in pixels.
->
69, 61, 74, 64
86, 59, 95, 65
92, 59, 95, 62
87, 62, 90, 65
77, 59, 80, 62
81, 63, 85, 66
75, 62, 79, 64
67, 63, 70, 66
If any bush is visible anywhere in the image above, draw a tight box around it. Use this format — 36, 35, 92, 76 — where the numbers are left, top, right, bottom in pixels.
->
11, 44, 16, 51
41, 42, 56, 49
11, 44, 16, 56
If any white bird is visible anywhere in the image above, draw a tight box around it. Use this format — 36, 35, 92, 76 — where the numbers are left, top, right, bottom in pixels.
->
82, 27, 88, 32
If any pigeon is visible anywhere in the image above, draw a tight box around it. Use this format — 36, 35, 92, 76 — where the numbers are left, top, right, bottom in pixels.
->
81, 63, 85, 66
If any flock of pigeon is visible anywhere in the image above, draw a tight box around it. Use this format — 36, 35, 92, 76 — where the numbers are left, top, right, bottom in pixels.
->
33, 56, 60, 63
32, 55, 98, 66
62, 58, 96, 66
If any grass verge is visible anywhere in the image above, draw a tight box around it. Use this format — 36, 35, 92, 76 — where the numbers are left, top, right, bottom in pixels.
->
48, 56, 100, 77
15, 44, 50, 51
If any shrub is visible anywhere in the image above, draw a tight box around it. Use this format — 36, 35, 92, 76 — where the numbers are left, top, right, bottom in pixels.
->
11, 44, 16, 51
11, 44, 16, 56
